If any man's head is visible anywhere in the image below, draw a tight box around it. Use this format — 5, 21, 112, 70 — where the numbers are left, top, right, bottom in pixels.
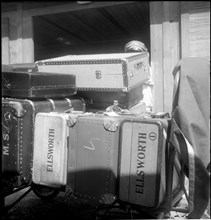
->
125, 40, 148, 53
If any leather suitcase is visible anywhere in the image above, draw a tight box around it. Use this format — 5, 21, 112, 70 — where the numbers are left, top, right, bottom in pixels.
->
36, 53, 149, 108
2, 70, 76, 98
2, 97, 85, 194
67, 112, 124, 205
119, 118, 180, 208
33, 112, 70, 189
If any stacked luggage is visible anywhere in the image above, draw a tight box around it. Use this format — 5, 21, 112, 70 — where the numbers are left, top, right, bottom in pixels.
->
34, 52, 185, 217
2, 52, 186, 218
2, 63, 85, 197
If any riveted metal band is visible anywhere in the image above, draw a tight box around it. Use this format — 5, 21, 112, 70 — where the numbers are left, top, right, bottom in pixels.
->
19, 118, 23, 175
121, 60, 128, 88
37, 59, 122, 66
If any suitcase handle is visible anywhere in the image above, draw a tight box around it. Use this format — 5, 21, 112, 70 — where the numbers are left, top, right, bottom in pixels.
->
47, 99, 55, 111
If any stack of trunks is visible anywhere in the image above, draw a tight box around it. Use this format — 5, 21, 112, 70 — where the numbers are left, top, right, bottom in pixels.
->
2, 53, 182, 216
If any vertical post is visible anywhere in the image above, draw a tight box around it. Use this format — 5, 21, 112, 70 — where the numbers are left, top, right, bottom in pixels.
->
22, 16, 34, 63
16, 3, 23, 63
6, 2, 34, 64
9, 3, 23, 64
180, 1, 190, 58
150, 1, 164, 112
163, 1, 180, 113
1, 17, 10, 64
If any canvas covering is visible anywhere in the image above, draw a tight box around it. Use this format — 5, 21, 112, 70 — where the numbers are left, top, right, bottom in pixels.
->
170, 57, 210, 218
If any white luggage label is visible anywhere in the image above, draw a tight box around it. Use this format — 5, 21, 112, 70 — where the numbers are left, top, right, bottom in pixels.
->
119, 120, 166, 207
33, 112, 69, 189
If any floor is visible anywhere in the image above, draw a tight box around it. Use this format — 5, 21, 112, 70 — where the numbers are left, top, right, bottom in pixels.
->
2, 186, 210, 220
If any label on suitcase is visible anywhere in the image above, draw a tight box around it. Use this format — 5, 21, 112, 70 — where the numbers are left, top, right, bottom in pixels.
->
119, 119, 167, 208
36, 52, 150, 91
2, 70, 76, 98
33, 112, 69, 188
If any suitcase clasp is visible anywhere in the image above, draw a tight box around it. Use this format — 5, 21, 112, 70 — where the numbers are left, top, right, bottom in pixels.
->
95, 70, 102, 79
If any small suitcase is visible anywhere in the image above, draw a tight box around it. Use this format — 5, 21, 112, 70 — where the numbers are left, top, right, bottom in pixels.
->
119, 118, 180, 208
2, 97, 85, 194
36, 52, 149, 109
32, 112, 69, 189
2, 70, 76, 98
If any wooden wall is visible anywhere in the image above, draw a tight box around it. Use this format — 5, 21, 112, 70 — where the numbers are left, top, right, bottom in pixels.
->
1, 3, 34, 64
150, 1, 210, 113
181, 1, 210, 60
150, 1, 180, 113
1, 1, 135, 64
1, 1, 210, 113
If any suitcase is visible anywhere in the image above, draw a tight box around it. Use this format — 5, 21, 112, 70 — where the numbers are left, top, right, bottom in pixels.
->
119, 118, 180, 209
32, 112, 69, 189
2, 70, 76, 98
67, 112, 124, 205
2, 97, 85, 194
36, 52, 150, 109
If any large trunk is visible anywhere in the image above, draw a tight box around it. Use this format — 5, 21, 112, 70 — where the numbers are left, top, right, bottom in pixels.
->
36, 52, 149, 109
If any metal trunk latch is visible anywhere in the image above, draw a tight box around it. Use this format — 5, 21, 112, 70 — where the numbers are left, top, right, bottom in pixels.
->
95, 70, 102, 79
